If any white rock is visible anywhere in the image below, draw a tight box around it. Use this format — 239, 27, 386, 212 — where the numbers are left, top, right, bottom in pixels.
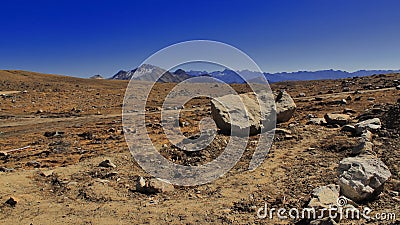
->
275, 91, 297, 123
135, 176, 174, 194
354, 118, 381, 135
211, 91, 275, 135
338, 155, 391, 202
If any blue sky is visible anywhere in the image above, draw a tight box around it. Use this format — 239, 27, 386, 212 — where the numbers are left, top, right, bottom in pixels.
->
1, 0, 399, 77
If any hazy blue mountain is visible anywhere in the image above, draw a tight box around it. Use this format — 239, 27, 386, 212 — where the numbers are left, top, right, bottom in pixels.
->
110, 65, 400, 83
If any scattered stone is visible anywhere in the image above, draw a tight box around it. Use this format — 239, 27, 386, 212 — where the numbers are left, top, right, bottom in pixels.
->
0, 166, 14, 172
98, 159, 116, 168
354, 118, 381, 135
5, 196, 18, 207
307, 118, 327, 125
26, 161, 41, 168
324, 113, 351, 126
39, 170, 54, 177
275, 91, 297, 123
341, 125, 355, 133
298, 93, 306, 97
338, 155, 391, 202
135, 176, 174, 194
274, 128, 292, 135
360, 130, 373, 142
343, 108, 356, 114
352, 140, 374, 155
315, 97, 323, 101
308, 184, 340, 209
44, 131, 65, 138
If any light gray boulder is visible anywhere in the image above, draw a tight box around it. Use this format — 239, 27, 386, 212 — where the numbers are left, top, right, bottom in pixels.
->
211, 91, 275, 135
275, 91, 296, 123
338, 155, 391, 202
354, 118, 381, 135
324, 113, 351, 126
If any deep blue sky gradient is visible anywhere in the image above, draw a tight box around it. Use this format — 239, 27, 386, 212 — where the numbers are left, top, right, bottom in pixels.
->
1, 0, 399, 77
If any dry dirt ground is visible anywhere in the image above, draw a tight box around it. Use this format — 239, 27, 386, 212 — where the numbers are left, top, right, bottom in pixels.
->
0, 70, 399, 224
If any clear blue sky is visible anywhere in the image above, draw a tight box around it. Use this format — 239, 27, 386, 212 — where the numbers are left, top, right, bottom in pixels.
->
1, 0, 399, 78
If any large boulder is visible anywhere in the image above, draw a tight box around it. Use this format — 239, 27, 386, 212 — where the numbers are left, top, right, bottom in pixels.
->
338, 155, 391, 202
275, 91, 296, 123
211, 91, 275, 135
324, 113, 351, 126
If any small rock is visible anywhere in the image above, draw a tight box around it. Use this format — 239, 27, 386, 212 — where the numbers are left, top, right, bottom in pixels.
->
26, 161, 41, 168
342, 87, 350, 92
40, 170, 54, 177
367, 97, 375, 101
360, 130, 373, 142
274, 128, 292, 135
308, 184, 340, 209
298, 93, 306, 97
341, 125, 355, 133
0, 151, 8, 157
44, 131, 65, 138
343, 108, 356, 114
0, 166, 14, 172
315, 97, 323, 101
5, 196, 18, 207
396, 85, 400, 90
98, 159, 116, 168
338, 155, 391, 202
307, 117, 327, 125
135, 176, 174, 194
324, 113, 351, 126
352, 140, 374, 155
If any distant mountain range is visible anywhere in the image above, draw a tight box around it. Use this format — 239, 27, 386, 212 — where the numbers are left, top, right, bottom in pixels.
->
109, 64, 400, 83
110, 64, 190, 82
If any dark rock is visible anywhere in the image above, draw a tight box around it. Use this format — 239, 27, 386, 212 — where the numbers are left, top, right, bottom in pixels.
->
98, 159, 116, 168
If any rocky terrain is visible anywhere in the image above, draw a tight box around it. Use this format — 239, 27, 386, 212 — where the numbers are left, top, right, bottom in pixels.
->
0, 70, 399, 224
